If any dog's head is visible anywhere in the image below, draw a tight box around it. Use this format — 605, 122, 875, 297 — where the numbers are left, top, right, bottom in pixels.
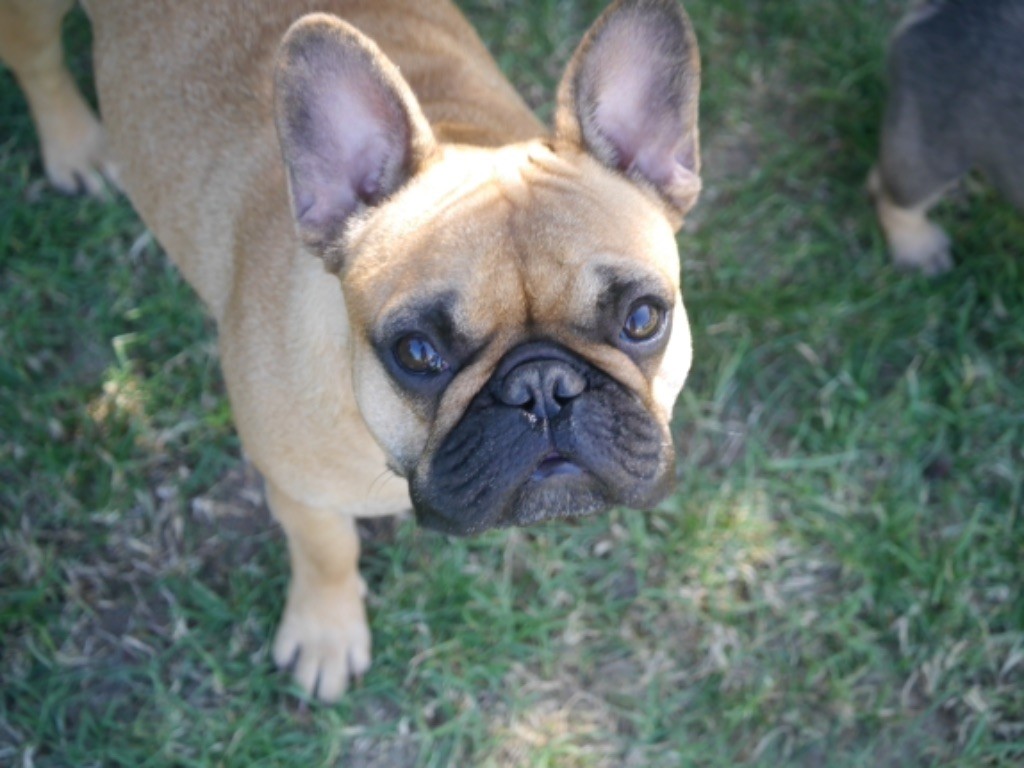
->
273, 0, 701, 535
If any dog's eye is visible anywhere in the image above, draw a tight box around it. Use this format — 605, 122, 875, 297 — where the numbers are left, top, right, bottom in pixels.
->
621, 300, 664, 342
394, 334, 448, 375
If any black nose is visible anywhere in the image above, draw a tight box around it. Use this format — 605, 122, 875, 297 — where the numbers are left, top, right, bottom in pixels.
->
494, 358, 586, 420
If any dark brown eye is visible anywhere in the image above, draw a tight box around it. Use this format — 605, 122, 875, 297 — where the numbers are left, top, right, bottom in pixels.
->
394, 334, 448, 375
622, 301, 663, 342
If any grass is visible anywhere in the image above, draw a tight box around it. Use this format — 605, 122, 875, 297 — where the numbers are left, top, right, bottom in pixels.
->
1, 0, 1022, 765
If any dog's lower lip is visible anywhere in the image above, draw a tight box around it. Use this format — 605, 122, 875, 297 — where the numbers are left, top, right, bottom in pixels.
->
531, 454, 583, 480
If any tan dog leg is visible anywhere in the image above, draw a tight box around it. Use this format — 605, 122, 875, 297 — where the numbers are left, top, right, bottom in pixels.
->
0, 0, 117, 195
868, 166, 952, 276
265, 481, 370, 702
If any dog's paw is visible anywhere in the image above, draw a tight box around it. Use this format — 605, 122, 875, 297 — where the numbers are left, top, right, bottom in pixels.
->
34, 87, 120, 197
868, 167, 954, 277
889, 220, 953, 277
272, 573, 371, 703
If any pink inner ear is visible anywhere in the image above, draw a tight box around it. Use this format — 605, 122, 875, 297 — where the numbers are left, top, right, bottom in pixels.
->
593, 47, 658, 169
292, 167, 358, 231
291, 77, 408, 231
565, 5, 701, 217
592, 40, 696, 183
630, 125, 699, 189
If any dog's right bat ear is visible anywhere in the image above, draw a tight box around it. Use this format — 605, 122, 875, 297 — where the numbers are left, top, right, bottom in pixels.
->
274, 14, 436, 269
554, 0, 702, 230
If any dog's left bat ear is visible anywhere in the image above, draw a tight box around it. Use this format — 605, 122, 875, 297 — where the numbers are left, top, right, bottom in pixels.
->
555, 0, 701, 229
274, 13, 436, 268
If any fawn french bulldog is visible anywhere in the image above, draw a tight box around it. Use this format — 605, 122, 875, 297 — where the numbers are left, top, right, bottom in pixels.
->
0, 0, 702, 700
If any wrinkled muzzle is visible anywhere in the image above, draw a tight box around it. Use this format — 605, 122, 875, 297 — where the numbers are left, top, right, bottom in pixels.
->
411, 341, 676, 535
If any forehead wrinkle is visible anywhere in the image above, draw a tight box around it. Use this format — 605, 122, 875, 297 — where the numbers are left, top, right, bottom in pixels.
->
506, 178, 609, 327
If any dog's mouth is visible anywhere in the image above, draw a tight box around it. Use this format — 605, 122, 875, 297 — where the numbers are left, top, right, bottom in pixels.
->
530, 451, 585, 481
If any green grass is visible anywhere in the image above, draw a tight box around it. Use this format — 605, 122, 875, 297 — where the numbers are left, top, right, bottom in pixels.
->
2, 1, 1022, 765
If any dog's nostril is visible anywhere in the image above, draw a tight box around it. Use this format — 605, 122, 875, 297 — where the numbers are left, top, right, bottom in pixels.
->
500, 377, 534, 407
495, 360, 585, 420
553, 391, 575, 408
554, 373, 585, 401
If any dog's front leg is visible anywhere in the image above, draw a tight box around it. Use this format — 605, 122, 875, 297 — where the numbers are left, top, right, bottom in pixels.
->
868, 167, 953, 277
265, 481, 370, 703
0, 0, 117, 195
